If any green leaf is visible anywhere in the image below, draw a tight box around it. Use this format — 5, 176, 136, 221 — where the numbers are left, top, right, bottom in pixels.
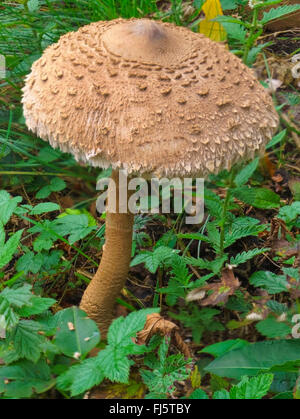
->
233, 187, 280, 209
36, 178, 66, 199
0, 284, 33, 308
234, 157, 259, 187
221, 22, 247, 42
189, 388, 209, 399
246, 42, 273, 67
13, 320, 46, 362
0, 359, 54, 398
213, 389, 230, 399
230, 374, 273, 399
49, 177, 66, 192
211, 15, 247, 27
224, 218, 264, 248
266, 129, 286, 150
200, 339, 250, 358
17, 296, 56, 317
0, 299, 19, 331
184, 255, 227, 274
0, 228, 24, 269
53, 307, 100, 359
141, 338, 190, 397
229, 248, 269, 266
16, 251, 43, 274
250, 271, 288, 294
56, 357, 105, 396
261, 5, 300, 24
277, 202, 300, 225
36, 186, 51, 199
267, 300, 288, 315
205, 340, 300, 379
256, 317, 291, 339
220, 0, 238, 10
96, 347, 133, 383
130, 247, 177, 273
27, 0, 40, 13
52, 214, 95, 244
107, 308, 159, 347
0, 190, 22, 225
29, 202, 60, 215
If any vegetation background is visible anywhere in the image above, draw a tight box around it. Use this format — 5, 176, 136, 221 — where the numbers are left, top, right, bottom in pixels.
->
0, 0, 299, 399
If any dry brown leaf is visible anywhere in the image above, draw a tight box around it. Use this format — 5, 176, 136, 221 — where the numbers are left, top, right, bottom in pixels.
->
136, 313, 191, 358
199, 267, 240, 306
136, 313, 178, 345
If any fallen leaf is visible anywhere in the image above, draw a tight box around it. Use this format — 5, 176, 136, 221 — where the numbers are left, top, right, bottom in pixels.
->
194, 267, 240, 306
136, 313, 191, 358
136, 313, 178, 345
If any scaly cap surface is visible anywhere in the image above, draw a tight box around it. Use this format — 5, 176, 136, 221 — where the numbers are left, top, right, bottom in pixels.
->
22, 18, 279, 177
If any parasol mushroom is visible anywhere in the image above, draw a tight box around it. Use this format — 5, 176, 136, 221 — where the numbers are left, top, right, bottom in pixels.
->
22, 18, 279, 336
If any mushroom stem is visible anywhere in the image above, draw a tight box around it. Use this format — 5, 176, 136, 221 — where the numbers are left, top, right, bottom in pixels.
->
80, 169, 134, 337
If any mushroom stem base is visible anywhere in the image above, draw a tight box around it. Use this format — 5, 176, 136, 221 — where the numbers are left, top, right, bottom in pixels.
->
79, 170, 134, 337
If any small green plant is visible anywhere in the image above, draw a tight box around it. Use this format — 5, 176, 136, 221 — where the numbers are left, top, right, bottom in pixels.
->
213, 0, 300, 65
0, 284, 192, 399
140, 336, 192, 398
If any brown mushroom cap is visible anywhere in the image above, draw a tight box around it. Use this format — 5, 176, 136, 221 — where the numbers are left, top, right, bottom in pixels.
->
22, 18, 278, 177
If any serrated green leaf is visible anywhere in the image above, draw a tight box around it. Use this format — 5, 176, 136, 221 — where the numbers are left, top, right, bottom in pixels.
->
234, 157, 259, 187
266, 129, 286, 150
107, 308, 158, 347
97, 347, 133, 383
256, 317, 291, 339
261, 5, 300, 24
13, 320, 46, 362
27, 0, 40, 13
230, 248, 269, 266
213, 389, 230, 399
224, 218, 264, 248
250, 271, 288, 294
0, 191, 22, 226
0, 284, 33, 308
17, 296, 56, 317
267, 300, 288, 315
16, 251, 43, 274
29, 202, 60, 215
233, 187, 280, 209
52, 214, 95, 244
230, 374, 273, 399
189, 388, 209, 399
130, 247, 177, 273
0, 359, 54, 398
141, 338, 190, 397
0, 229, 24, 269
221, 22, 247, 42
277, 202, 300, 225
56, 357, 104, 396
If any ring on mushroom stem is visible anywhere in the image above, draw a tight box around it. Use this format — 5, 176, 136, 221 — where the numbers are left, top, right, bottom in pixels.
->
22, 18, 279, 337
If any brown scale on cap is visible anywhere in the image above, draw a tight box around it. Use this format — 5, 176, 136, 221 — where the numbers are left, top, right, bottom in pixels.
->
22, 18, 278, 177
22, 18, 279, 337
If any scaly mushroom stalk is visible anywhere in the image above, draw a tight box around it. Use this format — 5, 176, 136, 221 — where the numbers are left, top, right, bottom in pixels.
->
80, 170, 134, 336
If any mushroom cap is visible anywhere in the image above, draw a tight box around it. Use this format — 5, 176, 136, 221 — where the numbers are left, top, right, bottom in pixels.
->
22, 18, 278, 177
